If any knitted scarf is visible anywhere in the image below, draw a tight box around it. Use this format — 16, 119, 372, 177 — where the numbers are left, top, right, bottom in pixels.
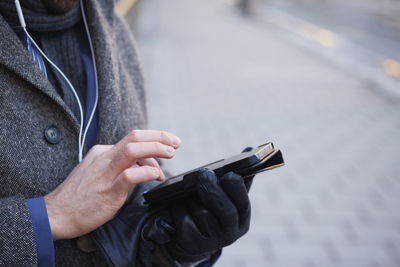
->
0, 0, 80, 31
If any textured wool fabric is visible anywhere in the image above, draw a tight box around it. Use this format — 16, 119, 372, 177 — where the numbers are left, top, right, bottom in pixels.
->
0, 0, 87, 120
0, 0, 147, 265
40, 24, 87, 120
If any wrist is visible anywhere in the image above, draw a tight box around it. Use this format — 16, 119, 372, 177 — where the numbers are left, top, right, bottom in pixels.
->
44, 193, 70, 240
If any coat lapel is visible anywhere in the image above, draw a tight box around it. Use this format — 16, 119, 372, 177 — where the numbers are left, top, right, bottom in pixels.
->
0, 14, 79, 133
82, 0, 122, 144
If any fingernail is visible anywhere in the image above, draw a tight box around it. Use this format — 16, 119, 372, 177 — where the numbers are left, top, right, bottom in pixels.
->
166, 147, 175, 156
171, 136, 181, 147
152, 167, 160, 177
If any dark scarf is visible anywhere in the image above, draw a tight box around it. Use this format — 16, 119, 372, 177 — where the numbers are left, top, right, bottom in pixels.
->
0, 0, 86, 121
0, 0, 80, 31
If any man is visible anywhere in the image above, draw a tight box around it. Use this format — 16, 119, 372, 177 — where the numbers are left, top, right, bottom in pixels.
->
0, 0, 252, 266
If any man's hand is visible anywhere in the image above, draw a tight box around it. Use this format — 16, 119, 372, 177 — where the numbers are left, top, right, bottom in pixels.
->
149, 170, 253, 263
44, 130, 181, 240
89, 148, 254, 267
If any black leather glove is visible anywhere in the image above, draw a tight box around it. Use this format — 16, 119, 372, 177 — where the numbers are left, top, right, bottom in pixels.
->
159, 169, 254, 263
90, 180, 165, 267
91, 151, 254, 267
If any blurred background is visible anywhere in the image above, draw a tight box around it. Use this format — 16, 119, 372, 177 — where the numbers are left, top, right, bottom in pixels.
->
121, 0, 400, 266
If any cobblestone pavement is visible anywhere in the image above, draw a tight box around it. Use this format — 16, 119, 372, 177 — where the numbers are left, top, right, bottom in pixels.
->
127, 0, 400, 266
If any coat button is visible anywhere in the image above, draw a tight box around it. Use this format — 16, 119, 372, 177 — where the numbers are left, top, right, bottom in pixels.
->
44, 125, 61, 144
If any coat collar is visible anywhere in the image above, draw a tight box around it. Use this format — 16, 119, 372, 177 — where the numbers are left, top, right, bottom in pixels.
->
0, 0, 122, 144
0, 14, 80, 132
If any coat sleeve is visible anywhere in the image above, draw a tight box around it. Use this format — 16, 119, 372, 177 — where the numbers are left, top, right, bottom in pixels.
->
0, 194, 38, 266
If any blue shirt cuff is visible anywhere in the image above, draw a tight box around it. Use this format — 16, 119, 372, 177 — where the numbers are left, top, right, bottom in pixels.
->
26, 197, 55, 267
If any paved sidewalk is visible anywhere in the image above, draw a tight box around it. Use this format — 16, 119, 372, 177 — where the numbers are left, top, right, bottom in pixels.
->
128, 0, 400, 266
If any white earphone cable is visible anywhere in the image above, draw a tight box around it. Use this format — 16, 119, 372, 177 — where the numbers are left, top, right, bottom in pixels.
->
79, 0, 99, 162
23, 29, 85, 161
14, 0, 99, 162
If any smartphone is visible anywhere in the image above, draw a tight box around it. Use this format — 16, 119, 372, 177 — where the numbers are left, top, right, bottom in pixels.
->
143, 142, 284, 206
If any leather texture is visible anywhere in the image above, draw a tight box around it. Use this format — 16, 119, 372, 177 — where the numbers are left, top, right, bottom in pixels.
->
163, 170, 253, 262
91, 169, 254, 266
90, 180, 163, 267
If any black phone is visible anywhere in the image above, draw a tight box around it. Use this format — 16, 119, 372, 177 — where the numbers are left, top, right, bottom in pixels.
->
143, 142, 284, 206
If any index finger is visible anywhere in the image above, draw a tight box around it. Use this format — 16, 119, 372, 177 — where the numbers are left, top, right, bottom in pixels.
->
123, 130, 181, 149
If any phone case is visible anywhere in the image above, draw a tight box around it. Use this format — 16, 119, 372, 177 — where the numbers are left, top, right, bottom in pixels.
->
143, 142, 284, 206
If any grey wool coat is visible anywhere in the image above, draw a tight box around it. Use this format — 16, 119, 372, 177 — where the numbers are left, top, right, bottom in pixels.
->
0, 0, 148, 266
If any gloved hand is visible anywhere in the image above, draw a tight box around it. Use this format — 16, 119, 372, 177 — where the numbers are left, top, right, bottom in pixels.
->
159, 147, 254, 263
159, 169, 254, 263
89, 180, 164, 267
91, 152, 254, 267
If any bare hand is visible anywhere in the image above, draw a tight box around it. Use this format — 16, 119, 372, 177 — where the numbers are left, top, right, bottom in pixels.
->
44, 130, 181, 240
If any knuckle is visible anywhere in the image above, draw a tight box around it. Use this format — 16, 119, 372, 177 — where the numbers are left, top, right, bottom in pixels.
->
123, 143, 134, 158
91, 144, 101, 152
127, 130, 138, 141
86, 145, 110, 163
121, 170, 132, 183
149, 158, 159, 167
88, 144, 102, 156
160, 131, 169, 143
222, 172, 241, 182
199, 170, 218, 183
153, 142, 164, 154
194, 208, 209, 217
221, 175, 244, 189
